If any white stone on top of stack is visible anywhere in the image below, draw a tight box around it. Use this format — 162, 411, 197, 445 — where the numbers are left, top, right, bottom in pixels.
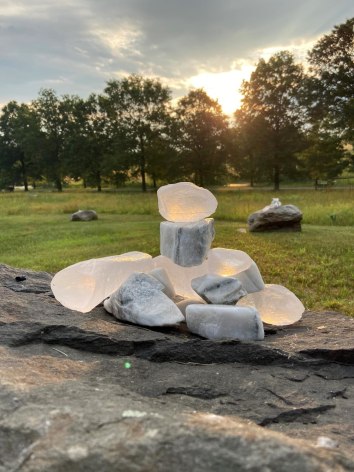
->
157, 182, 218, 223
237, 284, 304, 326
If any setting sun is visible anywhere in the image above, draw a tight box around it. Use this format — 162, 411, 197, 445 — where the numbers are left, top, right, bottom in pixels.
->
187, 64, 255, 115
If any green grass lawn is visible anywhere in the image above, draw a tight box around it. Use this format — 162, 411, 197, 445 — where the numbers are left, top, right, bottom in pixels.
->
0, 188, 353, 316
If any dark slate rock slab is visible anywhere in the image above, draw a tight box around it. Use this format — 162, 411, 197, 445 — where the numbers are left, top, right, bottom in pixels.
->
248, 204, 303, 232
0, 264, 353, 471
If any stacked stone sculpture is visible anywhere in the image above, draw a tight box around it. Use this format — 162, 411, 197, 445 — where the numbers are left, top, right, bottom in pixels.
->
52, 182, 305, 340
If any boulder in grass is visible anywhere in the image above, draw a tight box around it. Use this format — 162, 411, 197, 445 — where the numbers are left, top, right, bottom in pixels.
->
71, 209, 98, 221
248, 204, 302, 232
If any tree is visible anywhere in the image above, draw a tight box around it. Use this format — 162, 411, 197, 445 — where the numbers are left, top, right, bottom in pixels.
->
308, 18, 354, 142
103, 75, 171, 192
0, 101, 42, 190
299, 125, 347, 185
174, 89, 230, 186
65, 94, 117, 191
32, 89, 75, 191
237, 51, 306, 189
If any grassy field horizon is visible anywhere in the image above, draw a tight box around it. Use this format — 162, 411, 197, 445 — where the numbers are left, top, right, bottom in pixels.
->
0, 188, 353, 316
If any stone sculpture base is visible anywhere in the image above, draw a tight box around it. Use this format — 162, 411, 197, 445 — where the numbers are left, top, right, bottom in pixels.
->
0, 263, 353, 471
248, 204, 303, 232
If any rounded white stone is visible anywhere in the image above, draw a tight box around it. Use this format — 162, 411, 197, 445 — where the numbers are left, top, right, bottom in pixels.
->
237, 284, 304, 326
157, 182, 218, 222
51, 252, 153, 313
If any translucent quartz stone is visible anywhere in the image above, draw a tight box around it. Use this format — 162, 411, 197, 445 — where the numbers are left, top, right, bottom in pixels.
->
51, 251, 153, 313
191, 274, 247, 305
160, 218, 215, 267
237, 284, 304, 326
153, 255, 207, 299
186, 304, 264, 341
157, 182, 218, 223
149, 267, 176, 299
105, 273, 184, 327
207, 248, 265, 293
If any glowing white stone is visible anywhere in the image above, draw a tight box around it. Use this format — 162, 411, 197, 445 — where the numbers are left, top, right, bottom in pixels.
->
149, 267, 176, 299
51, 252, 153, 313
104, 273, 184, 327
160, 218, 215, 267
237, 284, 304, 326
186, 305, 264, 341
153, 255, 207, 299
157, 182, 218, 223
176, 297, 206, 317
207, 248, 265, 293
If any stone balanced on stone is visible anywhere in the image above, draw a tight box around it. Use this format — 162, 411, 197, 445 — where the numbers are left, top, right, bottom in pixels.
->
51, 182, 304, 339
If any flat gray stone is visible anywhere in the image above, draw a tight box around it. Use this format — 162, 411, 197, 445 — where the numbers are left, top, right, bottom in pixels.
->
186, 304, 264, 341
248, 204, 302, 232
191, 274, 247, 304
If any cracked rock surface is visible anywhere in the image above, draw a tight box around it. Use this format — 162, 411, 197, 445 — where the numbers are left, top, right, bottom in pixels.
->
0, 263, 353, 471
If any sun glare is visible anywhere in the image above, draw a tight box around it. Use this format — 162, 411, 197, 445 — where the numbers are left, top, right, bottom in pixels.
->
187, 65, 254, 115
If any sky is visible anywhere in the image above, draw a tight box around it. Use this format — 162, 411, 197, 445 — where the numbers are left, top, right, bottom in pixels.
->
1, 0, 353, 114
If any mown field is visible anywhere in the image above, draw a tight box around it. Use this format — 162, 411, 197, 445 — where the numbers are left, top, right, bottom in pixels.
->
0, 188, 353, 316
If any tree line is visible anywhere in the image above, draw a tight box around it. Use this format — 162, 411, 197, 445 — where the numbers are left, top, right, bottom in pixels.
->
0, 18, 353, 192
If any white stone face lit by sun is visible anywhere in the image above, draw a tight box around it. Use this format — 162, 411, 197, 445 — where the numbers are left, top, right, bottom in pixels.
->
237, 284, 304, 326
207, 248, 265, 293
186, 304, 264, 341
157, 182, 217, 223
51, 252, 153, 313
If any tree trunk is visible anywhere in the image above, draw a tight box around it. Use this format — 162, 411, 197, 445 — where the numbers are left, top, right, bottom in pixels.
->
273, 164, 280, 191
139, 135, 147, 192
152, 174, 157, 189
55, 176, 63, 192
83, 178, 87, 189
20, 158, 28, 191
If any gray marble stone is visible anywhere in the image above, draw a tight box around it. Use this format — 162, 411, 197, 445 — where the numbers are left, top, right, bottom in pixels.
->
186, 304, 264, 341
160, 218, 215, 267
191, 274, 247, 305
104, 273, 184, 327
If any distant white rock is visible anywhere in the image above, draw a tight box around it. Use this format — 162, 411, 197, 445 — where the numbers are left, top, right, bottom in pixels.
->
160, 218, 215, 267
237, 284, 304, 326
186, 304, 264, 341
191, 274, 247, 305
71, 210, 98, 221
105, 273, 184, 327
51, 252, 153, 313
207, 248, 265, 293
157, 182, 218, 222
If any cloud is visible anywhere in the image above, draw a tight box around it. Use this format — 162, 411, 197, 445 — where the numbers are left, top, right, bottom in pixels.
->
0, 0, 353, 106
